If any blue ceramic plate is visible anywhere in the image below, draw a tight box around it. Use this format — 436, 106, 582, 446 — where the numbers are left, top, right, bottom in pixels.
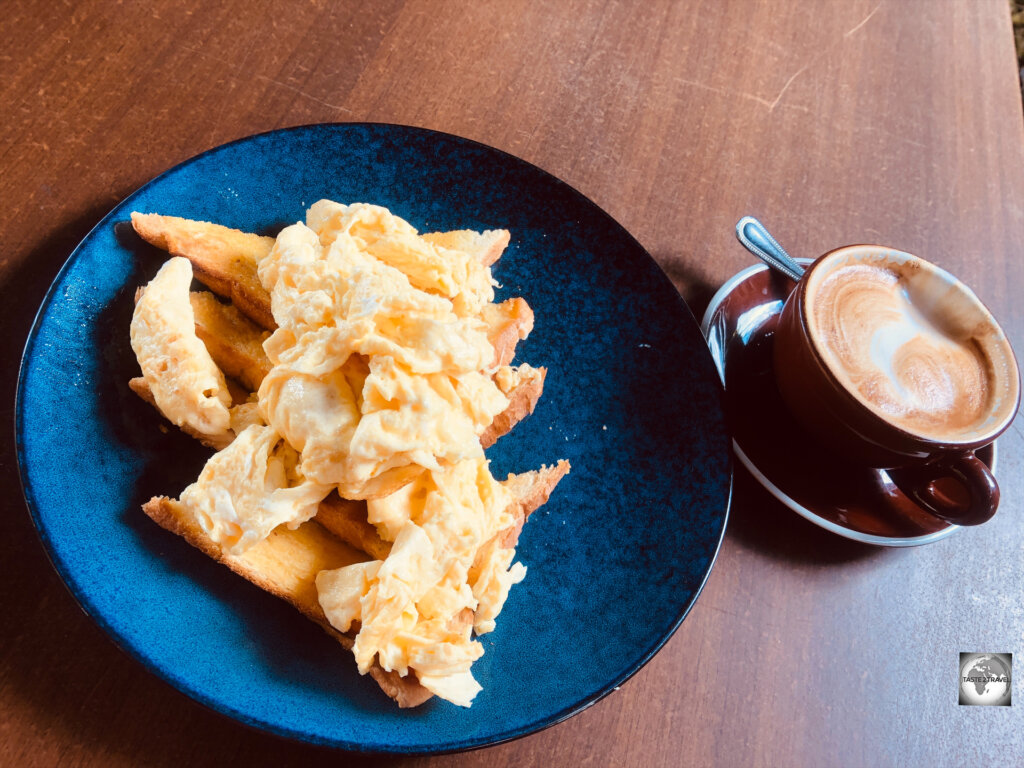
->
16, 124, 730, 754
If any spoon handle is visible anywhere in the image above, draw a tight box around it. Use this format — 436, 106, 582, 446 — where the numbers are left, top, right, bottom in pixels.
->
735, 216, 805, 282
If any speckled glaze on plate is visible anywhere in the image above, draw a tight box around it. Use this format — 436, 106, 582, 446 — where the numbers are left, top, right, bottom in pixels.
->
15, 124, 731, 754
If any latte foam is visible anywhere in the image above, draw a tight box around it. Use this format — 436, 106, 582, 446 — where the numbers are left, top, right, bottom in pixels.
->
805, 252, 1016, 442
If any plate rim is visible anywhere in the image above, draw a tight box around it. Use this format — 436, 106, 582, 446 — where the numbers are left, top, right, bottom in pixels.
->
15, 121, 733, 754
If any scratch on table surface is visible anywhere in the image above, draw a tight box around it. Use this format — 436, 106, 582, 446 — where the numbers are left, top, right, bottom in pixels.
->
203, 82, 239, 148
843, 0, 884, 39
255, 75, 353, 113
180, 43, 237, 71
703, 601, 813, 630
767, 0, 885, 113
234, 36, 262, 81
180, 42, 351, 115
766, 65, 811, 114
673, 76, 809, 114
703, 603, 746, 620
855, 124, 926, 149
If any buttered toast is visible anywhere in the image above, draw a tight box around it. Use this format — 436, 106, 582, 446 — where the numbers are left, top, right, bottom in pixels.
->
142, 461, 568, 707
128, 203, 569, 708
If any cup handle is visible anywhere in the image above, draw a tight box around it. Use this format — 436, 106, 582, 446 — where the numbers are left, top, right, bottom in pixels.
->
889, 451, 999, 526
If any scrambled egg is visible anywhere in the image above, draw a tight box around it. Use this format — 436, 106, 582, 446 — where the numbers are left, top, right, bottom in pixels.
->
317, 457, 525, 706
256, 203, 509, 499
134, 201, 531, 706
129, 257, 232, 440
180, 423, 333, 555
307, 199, 495, 317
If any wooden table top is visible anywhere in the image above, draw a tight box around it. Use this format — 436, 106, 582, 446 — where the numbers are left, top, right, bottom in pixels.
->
3, 0, 1023, 765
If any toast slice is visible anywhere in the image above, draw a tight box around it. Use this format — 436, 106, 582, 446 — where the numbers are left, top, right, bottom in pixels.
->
189, 291, 272, 392
316, 494, 391, 561
483, 297, 534, 368
141, 461, 569, 707
422, 228, 510, 267
131, 213, 513, 328
130, 287, 545, 456
131, 213, 276, 329
134, 359, 547, 551
131, 213, 530, 367
481, 364, 546, 449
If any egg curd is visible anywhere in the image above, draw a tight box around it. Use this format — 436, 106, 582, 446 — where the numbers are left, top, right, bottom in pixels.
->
255, 202, 509, 499
317, 457, 526, 706
144, 201, 530, 706
130, 257, 233, 440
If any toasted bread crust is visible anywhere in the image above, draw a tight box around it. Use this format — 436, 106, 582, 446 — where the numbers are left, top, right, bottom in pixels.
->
133, 215, 515, 329
498, 460, 571, 549
484, 298, 534, 368
422, 229, 510, 267
481, 366, 546, 449
142, 461, 568, 708
131, 212, 276, 329
141, 496, 434, 708
190, 292, 272, 392
316, 493, 391, 560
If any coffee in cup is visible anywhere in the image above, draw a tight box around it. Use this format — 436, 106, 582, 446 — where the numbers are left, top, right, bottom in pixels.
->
773, 245, 1020, 525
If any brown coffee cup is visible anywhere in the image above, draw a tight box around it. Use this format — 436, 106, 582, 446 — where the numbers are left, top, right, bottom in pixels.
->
773, 245, 1020, 526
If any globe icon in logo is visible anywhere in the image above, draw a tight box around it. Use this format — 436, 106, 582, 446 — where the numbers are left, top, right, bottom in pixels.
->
960, 655, 1011, 705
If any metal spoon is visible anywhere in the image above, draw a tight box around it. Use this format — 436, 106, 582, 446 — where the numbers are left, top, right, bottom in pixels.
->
735, 216, 805, 282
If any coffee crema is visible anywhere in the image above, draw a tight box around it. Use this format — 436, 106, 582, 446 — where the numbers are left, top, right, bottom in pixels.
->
805, 255, 1012, 442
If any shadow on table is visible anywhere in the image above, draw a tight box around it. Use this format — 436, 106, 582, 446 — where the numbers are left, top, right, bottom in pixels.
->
726, 465, 888, 566
655, 252, 721, 320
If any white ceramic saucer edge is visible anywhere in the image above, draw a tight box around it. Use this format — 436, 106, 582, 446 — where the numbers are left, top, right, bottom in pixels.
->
698, 261, 984, 547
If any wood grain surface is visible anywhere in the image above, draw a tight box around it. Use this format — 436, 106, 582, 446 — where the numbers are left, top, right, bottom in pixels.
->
3, 0, 1023, 765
